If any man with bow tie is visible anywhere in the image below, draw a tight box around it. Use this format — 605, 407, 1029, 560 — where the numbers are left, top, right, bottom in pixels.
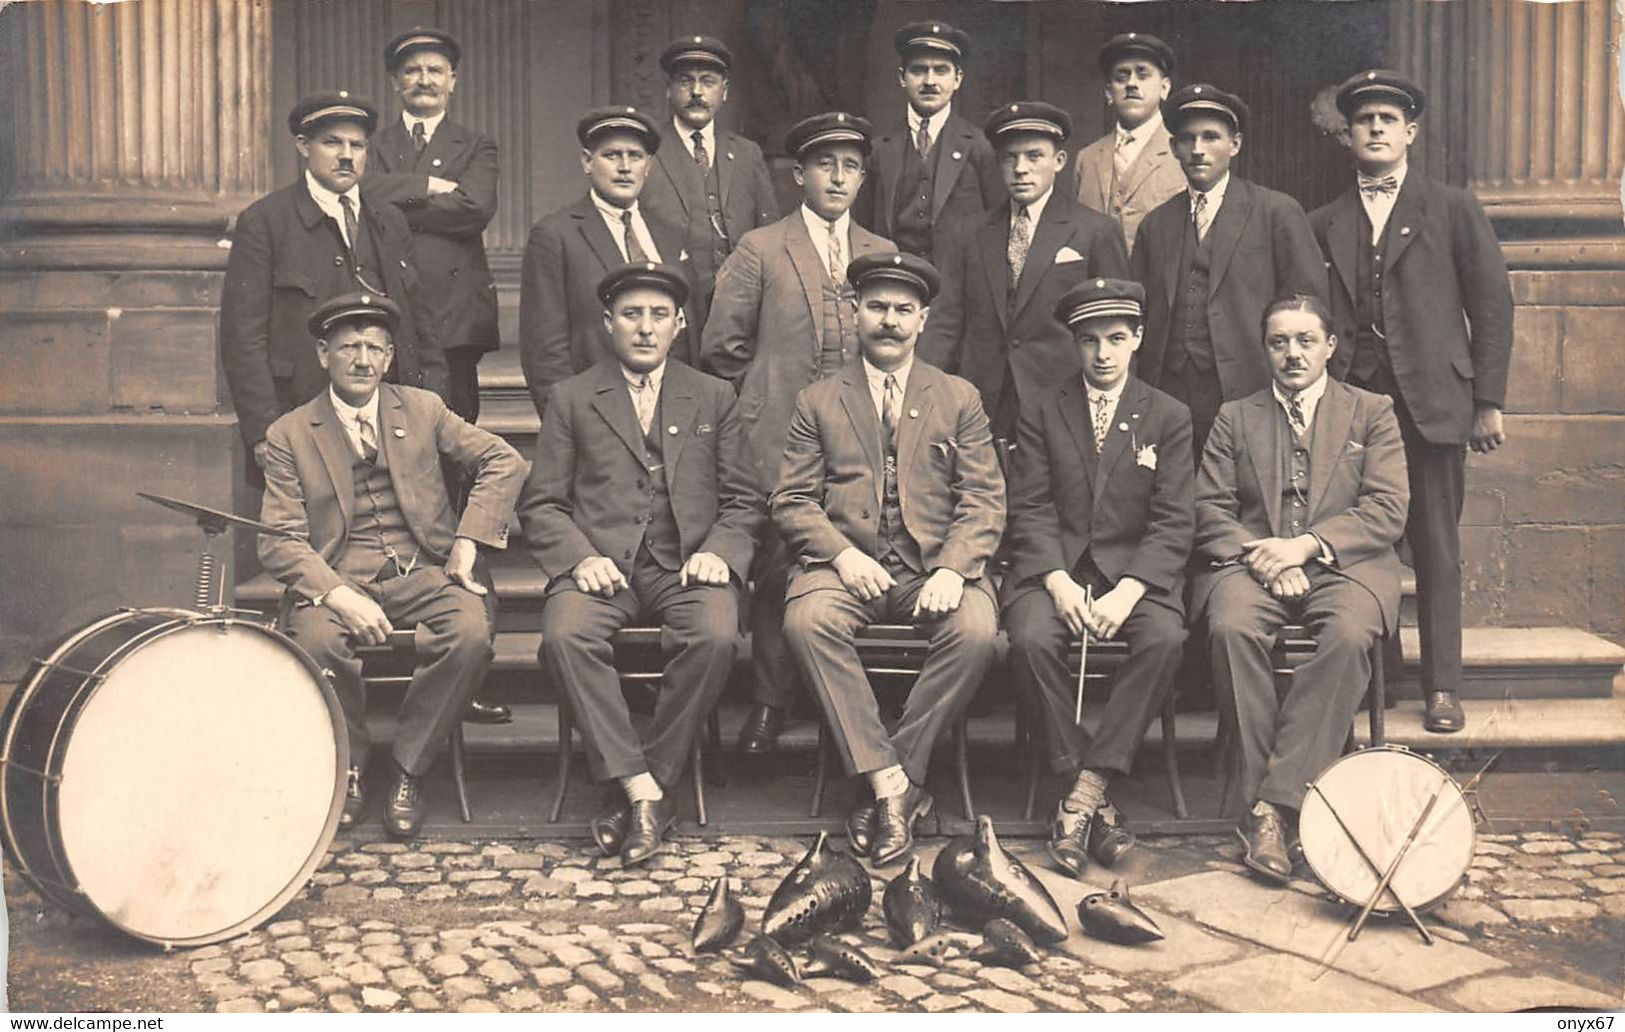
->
520, 263, 763, 867
1194, 294, 1408, 883
773, 252, 1005, 867
1309, 71, 1514, 735
1003, 278, 1193, 878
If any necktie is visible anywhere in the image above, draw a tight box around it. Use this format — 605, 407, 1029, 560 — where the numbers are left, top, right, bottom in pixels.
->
882, 374, 900, 450
1359, 174, 1399, 198
356, 412, 379, 464
1091, 392, 1111, 453
915, 120, 932, 158
632, 375, 654, 436
691, 130, 709, 170
1008, 205, 1032, 283
411, 120, 427, 153
620, 209, 648, 262
1285, 392, 1307, 435
338, 194, 358, 251
1113, 131, 1134, 180
826, 220, 845, 283
1191, 191, 1210, 242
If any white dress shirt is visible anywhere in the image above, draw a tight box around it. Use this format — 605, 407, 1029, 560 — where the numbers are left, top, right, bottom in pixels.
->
305, 170, 362, 249
862, 355, 914, 422
328, 386, 382, 460
1359, 160, 1408, 244
907, 105, 951, 154
592, 191, 663, 263
1272, 369, 1330, 433
1188, 171, 1230, 241
674, 119, 717, 168
403, 110, 447, 145
1114, 108, 1163, 171
800, 205, 852, 277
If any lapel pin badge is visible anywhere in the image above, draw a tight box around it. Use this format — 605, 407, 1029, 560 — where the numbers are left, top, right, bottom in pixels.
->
952, 151, 962, 160
909, 409, 919, 418
668, 425, 679, 435
1400, 226, 1411, 235
393, 427, 406, 437
1118, 422, 1129, 432
431, 158, 442, 167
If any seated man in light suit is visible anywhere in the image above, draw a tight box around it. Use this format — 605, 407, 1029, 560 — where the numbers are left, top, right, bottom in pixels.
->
1194, 294, 1409, 883
260, 293, 527, 839
519, 263, 764, 866
775, 252, 1005, 867
1004, 278, 1194, 877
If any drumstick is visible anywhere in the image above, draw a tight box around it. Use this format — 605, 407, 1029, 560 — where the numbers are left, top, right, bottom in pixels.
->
1074, 586, 1093, 725
1305, 781, 1433, 945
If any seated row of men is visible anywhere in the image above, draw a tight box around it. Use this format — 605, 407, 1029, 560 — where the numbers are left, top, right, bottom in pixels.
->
258, 248, 1408, 887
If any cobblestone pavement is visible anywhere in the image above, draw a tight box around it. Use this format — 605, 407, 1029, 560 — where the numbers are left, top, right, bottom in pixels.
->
6, 830, 1623, 1013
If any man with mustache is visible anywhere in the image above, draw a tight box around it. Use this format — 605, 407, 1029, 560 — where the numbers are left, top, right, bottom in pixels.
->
1194, 294, 1408, 883
221, 92, 445, 483
1309, 71, 1514, 734
520, 107, 696, 419
1072, 33, 1186, 255
857, 21, 1002, 266
702, 113, 896, 759
640, 35, 778, 312
1129, 85, 1326, 462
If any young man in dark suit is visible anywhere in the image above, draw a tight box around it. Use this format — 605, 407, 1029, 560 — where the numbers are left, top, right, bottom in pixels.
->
641, 34, 778, 311
364, 28, 500, 426
1004, 278, 1194, 877
774, 252, 1005, 867
1195, 295, 1409, 883
858, 21, 1003, 267
1131, 85, 1326, 461
919, 101, 1130, 443
1310, 71, 1514, 734
519, 107, 695, 419
519, 263, 763, 866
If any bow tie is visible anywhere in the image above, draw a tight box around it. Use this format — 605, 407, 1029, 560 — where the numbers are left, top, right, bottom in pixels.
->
1359, 174, 1399, 198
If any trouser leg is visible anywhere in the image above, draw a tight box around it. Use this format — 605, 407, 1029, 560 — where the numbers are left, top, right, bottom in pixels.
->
637, 562, 740, 787
539, 584, 641, 783
1083, 601, 1187, 776
885, 574, 999, 786
1205, 572, 1287, 807
444, 347, 484, 424
286, 602, 369, 771
1005, 590, 1091, 774
782, 587, 895, 776
748, 532, 805, 710
1394, 393, 1465, 695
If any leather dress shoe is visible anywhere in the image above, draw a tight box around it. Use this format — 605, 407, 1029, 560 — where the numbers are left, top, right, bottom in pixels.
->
1088, 806, 1137, 868
1237, 802, 1293, 884
736, 704, 785, 755
464, 697, 513, 725
384, 766, 427, 840
846, 804, 877, 857
590, 804, 631, 857
340, 767, 365, 829
1047, 804, 1091, 878
1423, 690, 1465, 733
870, 782, 933, 867
621, 796, 677, 867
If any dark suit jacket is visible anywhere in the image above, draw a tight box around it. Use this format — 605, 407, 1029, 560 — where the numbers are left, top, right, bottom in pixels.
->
220, 180, 445, 451
700, 211, 896, 491
771, 360, 1006, 600
258, 384, 527, 602
1131, 176, 1326, 404
1193, 379, 1410, 632
364, 116, 501, 355
919, 192, 1130, 422
641, 120, 778, 298
858, 108, 1003, 262
518, 359, 764, 587
518, 194, 695, 417
1003, 375, 1194, 613
1073, 125, 1187, 255
1310, 176, 1514, 445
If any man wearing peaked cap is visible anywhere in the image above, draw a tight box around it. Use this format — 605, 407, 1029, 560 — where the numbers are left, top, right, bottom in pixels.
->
1073, 33, 1186, 254
1310, 68, 1512, 735
919, 100, 1129, 443
1130, 82, 1325, 462
221, 90, 445, 485
642, 34, 778, 312
259, 291, 527, 841
774, 247, 1004, 866
856, 20, 1002, 267
702, 111, 897, 759
520, 105, 697, 420
1003, 277, 1194, 877
519, 261, 763, 865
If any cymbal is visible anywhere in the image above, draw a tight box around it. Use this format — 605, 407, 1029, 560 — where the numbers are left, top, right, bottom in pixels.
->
137, 491, 305, 539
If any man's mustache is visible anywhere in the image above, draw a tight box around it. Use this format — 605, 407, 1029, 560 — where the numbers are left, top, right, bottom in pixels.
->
686, 98, 710, 109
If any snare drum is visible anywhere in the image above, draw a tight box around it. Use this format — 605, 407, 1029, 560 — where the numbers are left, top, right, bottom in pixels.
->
1299, 745, 1475, 914
1, 608, 347, 947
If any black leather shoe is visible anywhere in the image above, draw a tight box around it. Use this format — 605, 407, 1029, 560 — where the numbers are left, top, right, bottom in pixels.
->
464, 697, 513, 725
384, 766, 426, 840
1088, 806, 1137, 868
736, 704, 785, 755
340, 767, 365, 829
1238, 802, 1292, 884
846, 804, 877, 857
1047, 805, 1091, 878
1423, 690, 1465, 733
871, 782, 933, 867
590, 804, 631, 857
621, 796, 677, 867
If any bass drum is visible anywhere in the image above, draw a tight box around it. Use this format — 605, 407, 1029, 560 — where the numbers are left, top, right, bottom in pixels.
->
1, 608, 347, 947
1299, 745, 1475, 914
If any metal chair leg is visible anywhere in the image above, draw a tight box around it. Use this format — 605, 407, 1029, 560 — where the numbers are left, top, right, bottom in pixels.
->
549, 700, 572, 823
704, 708, 726, 787
1016, 703, 1041, 820
809, 721, 829, 818
954, 715, 975, 820
691, 732, 708, 827
1160, 692, 1189, 820
1368, 636, 1386, 747
450, 723, 473, 823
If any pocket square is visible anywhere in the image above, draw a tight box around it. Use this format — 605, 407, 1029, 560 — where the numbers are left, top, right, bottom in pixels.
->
1054, 246, 1085, 264
931, 437, 960, 457
1344, 440, 1365, 452
678, 248, 691, 262
695, 423, 713, 435
1136, 444, 1158, 470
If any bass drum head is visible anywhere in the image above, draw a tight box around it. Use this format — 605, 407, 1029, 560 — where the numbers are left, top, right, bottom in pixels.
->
1299, 746, 1475, 914
55, 620, 345, 945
